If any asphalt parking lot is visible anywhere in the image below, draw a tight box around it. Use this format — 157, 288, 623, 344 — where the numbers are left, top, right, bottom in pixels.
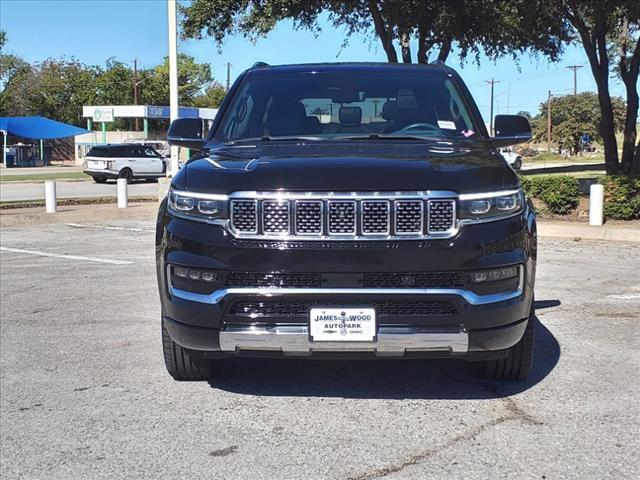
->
1, 219, 639, 479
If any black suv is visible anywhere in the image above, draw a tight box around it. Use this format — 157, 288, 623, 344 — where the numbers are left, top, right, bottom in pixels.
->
157, 62, 536, 382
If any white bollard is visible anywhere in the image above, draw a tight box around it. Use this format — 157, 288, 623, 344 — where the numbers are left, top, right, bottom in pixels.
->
589, 183, 604, 226
117, 178, 128, 208
44, 181, 56, 213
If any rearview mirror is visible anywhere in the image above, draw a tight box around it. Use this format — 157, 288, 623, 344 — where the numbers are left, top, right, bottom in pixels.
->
493, 115, 531, 147
167, 118, 205, 150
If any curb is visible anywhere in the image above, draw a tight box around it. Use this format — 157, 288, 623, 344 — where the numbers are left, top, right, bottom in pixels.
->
538, 222, 640, 243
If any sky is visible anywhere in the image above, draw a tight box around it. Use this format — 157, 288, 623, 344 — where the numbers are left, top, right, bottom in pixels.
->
0, 0, 628, 123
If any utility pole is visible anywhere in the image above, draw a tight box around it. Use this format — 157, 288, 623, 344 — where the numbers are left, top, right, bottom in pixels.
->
566, 65, 583, 95
226, 63, 231, 92
133, 59, 139, 131
485, 78, 499, 135
547, 90, 552, 153
168, 0, 179, 177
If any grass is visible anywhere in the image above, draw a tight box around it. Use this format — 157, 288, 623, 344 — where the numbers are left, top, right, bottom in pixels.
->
525, 152, 604, 164
0, 195, 158, 210
0, 172, 91, 183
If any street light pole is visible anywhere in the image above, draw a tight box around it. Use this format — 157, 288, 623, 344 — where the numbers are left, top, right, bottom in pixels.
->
168, 0, 179, 177
133, 59, 139, 131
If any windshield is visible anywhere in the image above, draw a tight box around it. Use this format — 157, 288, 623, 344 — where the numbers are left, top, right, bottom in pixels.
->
214, 69, 478, 142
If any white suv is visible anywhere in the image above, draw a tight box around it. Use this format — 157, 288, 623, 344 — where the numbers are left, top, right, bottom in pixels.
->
84, 144, 167, 183
499, 147, 523, 171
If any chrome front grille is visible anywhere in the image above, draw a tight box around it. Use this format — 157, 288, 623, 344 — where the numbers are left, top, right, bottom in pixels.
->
230, 192, 457, 240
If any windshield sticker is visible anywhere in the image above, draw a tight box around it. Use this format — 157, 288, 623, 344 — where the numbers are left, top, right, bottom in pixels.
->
437, 120, 457, 130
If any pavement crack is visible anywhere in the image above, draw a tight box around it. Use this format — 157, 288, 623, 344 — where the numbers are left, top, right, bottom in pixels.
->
345, 415, 517, 480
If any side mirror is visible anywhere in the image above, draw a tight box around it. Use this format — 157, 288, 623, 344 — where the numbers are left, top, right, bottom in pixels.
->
493, 115, 531, 147
167, 118, 205, 150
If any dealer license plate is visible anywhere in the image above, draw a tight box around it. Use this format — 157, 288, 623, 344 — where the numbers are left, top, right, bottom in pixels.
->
309, 307, 376, 342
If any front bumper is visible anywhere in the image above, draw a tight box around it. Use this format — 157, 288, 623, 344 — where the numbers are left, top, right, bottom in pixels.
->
156, 202, 536, 360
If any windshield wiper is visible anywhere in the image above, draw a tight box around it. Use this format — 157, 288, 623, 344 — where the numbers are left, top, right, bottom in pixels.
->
338, 133, 446, 141
226, 135, 325, 145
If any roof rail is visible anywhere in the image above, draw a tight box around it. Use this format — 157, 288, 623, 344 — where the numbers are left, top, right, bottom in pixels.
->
251, 62, 270, 69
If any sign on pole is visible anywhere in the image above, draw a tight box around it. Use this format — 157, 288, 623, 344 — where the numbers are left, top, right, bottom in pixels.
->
92, 108, 114, 122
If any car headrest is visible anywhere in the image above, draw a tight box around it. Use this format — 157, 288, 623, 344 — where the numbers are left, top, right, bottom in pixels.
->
339, 106, 362, 126
380, 100, 397, 121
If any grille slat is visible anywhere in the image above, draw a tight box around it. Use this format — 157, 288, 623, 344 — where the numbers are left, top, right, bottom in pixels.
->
362, 200, 390, 235
395, 200, 423, 234
295, 201, 323, 235
262, 200, 290, 234
230, 200, 257, 233
428, 200, 456, 233
328, 201, 357, 234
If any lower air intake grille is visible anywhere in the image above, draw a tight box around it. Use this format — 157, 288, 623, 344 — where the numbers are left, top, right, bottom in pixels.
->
227, 299, 457, 317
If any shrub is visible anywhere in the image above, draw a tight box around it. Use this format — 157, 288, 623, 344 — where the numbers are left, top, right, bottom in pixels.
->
520, 175, 580, 214
599, 176, 640, 220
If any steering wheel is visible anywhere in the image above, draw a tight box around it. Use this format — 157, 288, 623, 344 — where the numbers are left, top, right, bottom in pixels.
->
392, 122, 440, 134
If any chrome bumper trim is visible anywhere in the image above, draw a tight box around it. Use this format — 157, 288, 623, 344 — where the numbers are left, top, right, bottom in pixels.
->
219, 325, 469, 355
169, 285, 522, 306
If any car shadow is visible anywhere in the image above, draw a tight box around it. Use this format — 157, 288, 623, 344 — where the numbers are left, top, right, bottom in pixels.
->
209, 301, 561, 400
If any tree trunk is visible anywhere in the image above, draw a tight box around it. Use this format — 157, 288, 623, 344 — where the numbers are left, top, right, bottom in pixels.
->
621, 74, 639, 174
417, 27, 429, 63
437, 38, 452, 63
619, 36, 640, 174
565, 4, 620, 173
400, 31, 412, 63
367, 0, 398, 63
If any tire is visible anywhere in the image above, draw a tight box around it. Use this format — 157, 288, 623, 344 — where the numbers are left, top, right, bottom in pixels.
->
483, 305, 535, 381
118, 168, 134, 184
161, 319, 214, 381
512, 158, 522, 170
93, 177, 107, 184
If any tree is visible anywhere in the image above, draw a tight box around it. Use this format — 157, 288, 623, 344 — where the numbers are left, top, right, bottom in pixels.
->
192, 82, 227, 107
532, 92, 626, 154
180, 0, 568, 65
140, 53, 213, 106
559, 0, 640, 174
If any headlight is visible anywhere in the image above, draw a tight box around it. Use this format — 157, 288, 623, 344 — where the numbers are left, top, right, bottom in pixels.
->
458, 189, 523, 221
167, 189, 228, 223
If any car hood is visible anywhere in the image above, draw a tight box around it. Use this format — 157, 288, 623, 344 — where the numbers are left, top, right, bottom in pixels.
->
175, 141, 516, 194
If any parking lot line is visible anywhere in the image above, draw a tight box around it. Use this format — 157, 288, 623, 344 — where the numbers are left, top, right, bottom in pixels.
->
0, 246, 133, 265
65, 223, 154, 233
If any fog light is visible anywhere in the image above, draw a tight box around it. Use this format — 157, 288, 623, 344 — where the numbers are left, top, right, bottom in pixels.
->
172, 265, 219, 284
470, 266, 519, 283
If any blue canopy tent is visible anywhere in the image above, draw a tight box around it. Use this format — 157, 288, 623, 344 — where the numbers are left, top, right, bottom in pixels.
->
0, 116, 89, 167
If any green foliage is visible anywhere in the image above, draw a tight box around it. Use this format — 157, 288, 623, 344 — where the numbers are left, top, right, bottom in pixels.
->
0, 44, 216, 126
179, 0, 570, 64
520, 175, 580, 214
599, 175, 640, 220
191, 82, 227, 108
531, 92, 626, 154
